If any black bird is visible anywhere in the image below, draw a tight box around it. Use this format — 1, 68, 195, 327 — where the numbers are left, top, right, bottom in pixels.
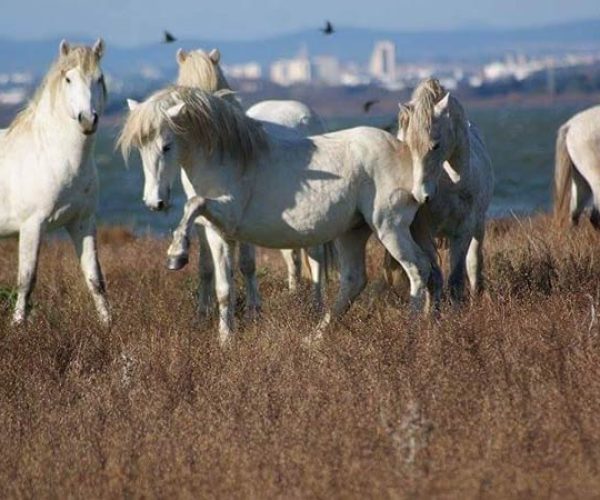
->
363, 99, 379, 113
321, 21, 335, 35
163, 30, 176, 43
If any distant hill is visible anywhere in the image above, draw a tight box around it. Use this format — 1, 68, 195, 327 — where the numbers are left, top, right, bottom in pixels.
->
0, 18, 599, 74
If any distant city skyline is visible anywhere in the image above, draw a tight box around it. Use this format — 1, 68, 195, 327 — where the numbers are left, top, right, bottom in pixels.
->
0, 0, 599, 46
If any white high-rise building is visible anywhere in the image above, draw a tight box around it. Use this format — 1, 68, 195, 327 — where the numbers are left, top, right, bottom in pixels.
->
312, 56, 341, 85
270, 47, 312, 86
369, 41, 397, 82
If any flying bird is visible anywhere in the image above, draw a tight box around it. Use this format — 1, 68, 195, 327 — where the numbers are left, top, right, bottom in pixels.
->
363, 99, 379, 113
321, 21, 335, 35
163, 30, 176, 43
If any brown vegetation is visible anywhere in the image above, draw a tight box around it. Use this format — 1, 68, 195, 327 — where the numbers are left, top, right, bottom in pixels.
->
1, 214, 599, 498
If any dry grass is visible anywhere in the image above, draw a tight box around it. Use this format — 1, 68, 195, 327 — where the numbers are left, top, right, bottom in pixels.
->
1, 214, 600, 499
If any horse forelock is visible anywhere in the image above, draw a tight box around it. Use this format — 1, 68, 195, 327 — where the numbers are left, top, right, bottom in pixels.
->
177, 50, 230, 92
405, 78, 471, 156
7, 45, 105, 137
118, 86, 268, 167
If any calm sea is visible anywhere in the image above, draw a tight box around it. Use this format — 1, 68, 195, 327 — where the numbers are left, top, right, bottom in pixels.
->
95, 103, 592, 234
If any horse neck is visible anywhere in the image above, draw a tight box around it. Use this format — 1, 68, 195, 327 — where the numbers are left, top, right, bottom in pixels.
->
181, 146, 254, 199
446, 100, 471, 179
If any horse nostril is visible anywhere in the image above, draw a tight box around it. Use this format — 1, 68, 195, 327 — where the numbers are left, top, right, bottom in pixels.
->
424, 195, 430, 204
157, 200, 165, 211
77, 112, 83, 123
92, 112, 98, 126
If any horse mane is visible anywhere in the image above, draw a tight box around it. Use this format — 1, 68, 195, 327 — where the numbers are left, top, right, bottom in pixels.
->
403, 78, 468, 153
6, 45, 105, 138
176, 50, 239, 106
410, 78, 448, 133
118, 86, 268, 167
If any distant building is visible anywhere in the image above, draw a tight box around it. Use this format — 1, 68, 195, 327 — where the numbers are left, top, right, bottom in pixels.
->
270, 47, 311, 86
312, 56, 341, 85
369, 41, 397, 82
223, 62, 262, 80
0, 88, 28, 105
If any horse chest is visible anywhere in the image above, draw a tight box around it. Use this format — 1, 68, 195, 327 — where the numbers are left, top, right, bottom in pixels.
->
430, 186, 474, 236
42, 160, 98, 225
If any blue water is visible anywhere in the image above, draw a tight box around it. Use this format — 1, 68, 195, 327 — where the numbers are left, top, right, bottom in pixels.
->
95, 103, 589, 234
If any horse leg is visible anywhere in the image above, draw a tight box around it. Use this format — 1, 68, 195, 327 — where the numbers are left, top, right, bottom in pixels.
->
378, 223, 431, 313
13, 218, 45, 325
448, 230, 473, 304
466, 222, 485, 297
570, 167, 591, 226
315, 225, 370, 334
67, 216, 111, 327
410, 210, 443, 312
305, 245, 325, 312
166, 197, 206, 270
590, 188, 600, 230
195, 223, 215, 318
239, 242, 261, 318
280, 249, 302, 292
205, 226, 236, 345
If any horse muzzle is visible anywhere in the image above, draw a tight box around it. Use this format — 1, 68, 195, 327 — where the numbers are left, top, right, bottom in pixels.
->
412, 183, 437, 204
145, 199, 169, 212
78, 111, 99, 135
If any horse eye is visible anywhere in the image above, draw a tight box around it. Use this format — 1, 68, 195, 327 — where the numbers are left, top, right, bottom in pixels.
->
98, 75, 104, 85
65, 77, 71, 84
432, 142, 440, 151
162, 144, 172, 153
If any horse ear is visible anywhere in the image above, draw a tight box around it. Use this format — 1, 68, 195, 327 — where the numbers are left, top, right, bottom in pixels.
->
127, 99, 140, 111
434, 93, 451, 117
176, 48, 187, 65
208, 48, 220, 64
167, 102, 185, 118
93, 38, 105, 59
59, 39, 70, 57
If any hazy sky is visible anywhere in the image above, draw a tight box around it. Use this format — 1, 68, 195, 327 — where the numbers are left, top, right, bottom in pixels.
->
1, 0, 599, 45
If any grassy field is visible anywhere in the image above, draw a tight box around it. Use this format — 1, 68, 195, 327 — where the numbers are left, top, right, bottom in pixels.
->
1, 215, 599, 498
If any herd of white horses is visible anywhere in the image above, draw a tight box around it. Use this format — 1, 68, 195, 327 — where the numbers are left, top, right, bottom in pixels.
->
0, 39, 597, 344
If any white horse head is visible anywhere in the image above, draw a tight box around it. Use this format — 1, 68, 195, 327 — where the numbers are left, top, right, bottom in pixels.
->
121, 95, 183, 210
7, 39, 106, 138
397, 79, 456, 204
176, 47, 229, 90
119, 87, 267, 211
59, 39, 106, 135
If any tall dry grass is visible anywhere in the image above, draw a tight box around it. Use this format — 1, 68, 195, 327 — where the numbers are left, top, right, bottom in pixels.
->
1, 214, 599, 498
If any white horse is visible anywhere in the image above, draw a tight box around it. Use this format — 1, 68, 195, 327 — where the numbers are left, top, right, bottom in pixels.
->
174, 48, 331, 317
0, 39, 110, 325
388, 78, 494, 301
554, 105, 600, 227
118, 86, 435, 344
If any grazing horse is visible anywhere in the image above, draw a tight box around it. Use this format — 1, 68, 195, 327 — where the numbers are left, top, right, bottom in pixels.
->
387, 78, 494, 301
118, 86, 435, 344
0, 39, 110, 325
554, 105, 600, 228
174, 47, 331, 316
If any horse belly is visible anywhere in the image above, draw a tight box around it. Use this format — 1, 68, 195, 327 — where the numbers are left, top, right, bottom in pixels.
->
237, 195, 357, 248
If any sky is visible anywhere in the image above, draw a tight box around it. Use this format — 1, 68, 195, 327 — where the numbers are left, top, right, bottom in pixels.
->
1, 0, 599, 46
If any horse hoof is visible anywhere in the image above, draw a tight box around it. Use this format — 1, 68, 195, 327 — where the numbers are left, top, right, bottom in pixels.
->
166, 254, 189, 271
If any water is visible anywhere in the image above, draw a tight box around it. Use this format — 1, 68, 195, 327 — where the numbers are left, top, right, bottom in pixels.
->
95, 103, 590, 234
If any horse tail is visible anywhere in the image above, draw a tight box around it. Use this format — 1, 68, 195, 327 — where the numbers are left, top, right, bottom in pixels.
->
554, 123, 573, 222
